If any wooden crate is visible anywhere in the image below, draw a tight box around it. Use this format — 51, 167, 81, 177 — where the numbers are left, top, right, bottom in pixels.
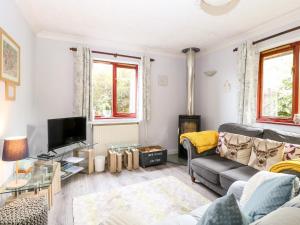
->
138, 146, 167, 168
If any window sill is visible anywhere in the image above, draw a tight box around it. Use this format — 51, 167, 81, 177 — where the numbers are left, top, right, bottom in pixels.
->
89, 118, 141, 125
256, 120, 300, 127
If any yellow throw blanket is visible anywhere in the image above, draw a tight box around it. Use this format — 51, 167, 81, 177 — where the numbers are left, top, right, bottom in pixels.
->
180, 130, 219, 154
269, 159, 300, 173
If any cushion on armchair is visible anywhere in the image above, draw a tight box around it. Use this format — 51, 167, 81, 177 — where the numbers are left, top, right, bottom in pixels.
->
197, 194, 249, 225
242, 174, 299, 222
240, 171, 297, 207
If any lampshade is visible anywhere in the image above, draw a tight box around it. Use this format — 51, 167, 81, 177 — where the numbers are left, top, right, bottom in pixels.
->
2, 136, 29, 161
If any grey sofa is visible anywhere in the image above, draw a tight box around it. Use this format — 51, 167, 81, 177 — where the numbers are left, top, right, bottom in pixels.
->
182, 123, 300, 196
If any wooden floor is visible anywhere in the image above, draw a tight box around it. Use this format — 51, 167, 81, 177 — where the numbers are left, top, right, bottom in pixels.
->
49, 163, 218, 225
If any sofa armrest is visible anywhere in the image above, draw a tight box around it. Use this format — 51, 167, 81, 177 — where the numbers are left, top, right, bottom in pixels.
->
227, 181, 247, 202
182, 138, 216, 175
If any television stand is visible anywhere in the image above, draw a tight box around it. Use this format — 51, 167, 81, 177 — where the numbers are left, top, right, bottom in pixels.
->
34, 143, 95, 180
37, 153, 55, 160
49, 149, 58, 154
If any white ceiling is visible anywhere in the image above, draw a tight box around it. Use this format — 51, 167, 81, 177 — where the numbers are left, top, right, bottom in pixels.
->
15, 0, 300, 54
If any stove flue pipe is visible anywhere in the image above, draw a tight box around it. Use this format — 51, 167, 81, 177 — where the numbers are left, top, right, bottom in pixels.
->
182, 47, 200, 115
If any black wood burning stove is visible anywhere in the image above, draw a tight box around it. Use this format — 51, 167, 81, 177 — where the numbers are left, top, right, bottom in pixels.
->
178, 115, 201, 159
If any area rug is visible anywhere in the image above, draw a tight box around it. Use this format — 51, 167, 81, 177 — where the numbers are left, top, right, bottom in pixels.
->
73, 176, 210, 225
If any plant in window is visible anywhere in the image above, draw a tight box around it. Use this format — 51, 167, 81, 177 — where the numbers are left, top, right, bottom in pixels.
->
103, 103, 112, 117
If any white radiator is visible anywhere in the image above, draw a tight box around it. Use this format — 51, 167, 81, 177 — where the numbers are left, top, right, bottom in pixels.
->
93, 123, 139, 156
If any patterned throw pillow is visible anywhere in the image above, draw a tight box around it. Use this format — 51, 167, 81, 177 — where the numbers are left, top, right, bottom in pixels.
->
239, 171, 287, 207
218, 132, 253, 165
197, 194, 249, 225
283, 143, 300, 160
248, 138, 284, 171
242, 174, 297, 222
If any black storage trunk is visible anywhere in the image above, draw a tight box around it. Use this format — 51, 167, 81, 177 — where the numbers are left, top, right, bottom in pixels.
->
138, 146, 167, 168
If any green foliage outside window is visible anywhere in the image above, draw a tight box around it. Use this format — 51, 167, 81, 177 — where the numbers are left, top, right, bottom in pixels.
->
277, 77, 293, 118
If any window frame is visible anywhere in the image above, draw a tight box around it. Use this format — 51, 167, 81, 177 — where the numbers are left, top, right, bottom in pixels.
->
93, 60, 139, 120
257, 42, 300, 124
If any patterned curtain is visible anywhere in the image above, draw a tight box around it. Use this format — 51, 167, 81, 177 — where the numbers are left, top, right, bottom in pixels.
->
73, 47, 92, 120
142, 56, 151, 121
237, 42, 259, 125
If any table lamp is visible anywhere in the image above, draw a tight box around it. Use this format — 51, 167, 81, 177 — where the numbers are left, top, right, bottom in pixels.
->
2, 136, 29, 188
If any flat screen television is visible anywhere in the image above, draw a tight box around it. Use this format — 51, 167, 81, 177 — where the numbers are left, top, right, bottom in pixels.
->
48, 117, 86, 151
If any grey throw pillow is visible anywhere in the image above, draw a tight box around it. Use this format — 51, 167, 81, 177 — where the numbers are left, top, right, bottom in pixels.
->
227, 181, 247, 201
242, 175, 297, 222
197, 194, 248, 225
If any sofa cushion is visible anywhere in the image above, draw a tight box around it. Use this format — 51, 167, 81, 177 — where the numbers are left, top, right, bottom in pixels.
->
218, 123, 263, 138
194, 173, 227, 196
263, 129, 300, 145
284, 143, 300, 160
220, 166, 258, 190
218, 132, 253, 165
248, 138, 285, 171
191, 155, 243, 185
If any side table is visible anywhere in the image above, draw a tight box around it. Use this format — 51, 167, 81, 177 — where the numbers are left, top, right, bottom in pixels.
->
0, 160, 60, 209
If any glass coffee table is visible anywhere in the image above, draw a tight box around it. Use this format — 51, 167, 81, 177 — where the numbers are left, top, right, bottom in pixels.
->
0, 160, 59, 208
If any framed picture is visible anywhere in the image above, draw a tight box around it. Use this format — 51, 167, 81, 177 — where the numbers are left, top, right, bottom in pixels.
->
5, 81, 16, 101
0, 28, 20, 85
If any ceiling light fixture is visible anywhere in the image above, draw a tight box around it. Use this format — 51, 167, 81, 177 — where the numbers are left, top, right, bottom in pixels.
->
200, 0, 240, 16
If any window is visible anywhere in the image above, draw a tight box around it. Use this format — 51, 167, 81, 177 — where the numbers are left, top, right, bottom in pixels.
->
92, 60, 138, 119
257, 43, 299, 124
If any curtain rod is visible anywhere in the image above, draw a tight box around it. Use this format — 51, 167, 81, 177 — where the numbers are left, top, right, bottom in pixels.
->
233, 25, 300, 52
70, 47, 155, 62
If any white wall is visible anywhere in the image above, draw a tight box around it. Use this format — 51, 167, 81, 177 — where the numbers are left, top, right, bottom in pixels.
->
33, 38, 74, 154
34, 37, 186, 153
195, 45, 239, 130
195, 27, 300, 134
139, 53, 186, 152
0, 0, 36, 184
